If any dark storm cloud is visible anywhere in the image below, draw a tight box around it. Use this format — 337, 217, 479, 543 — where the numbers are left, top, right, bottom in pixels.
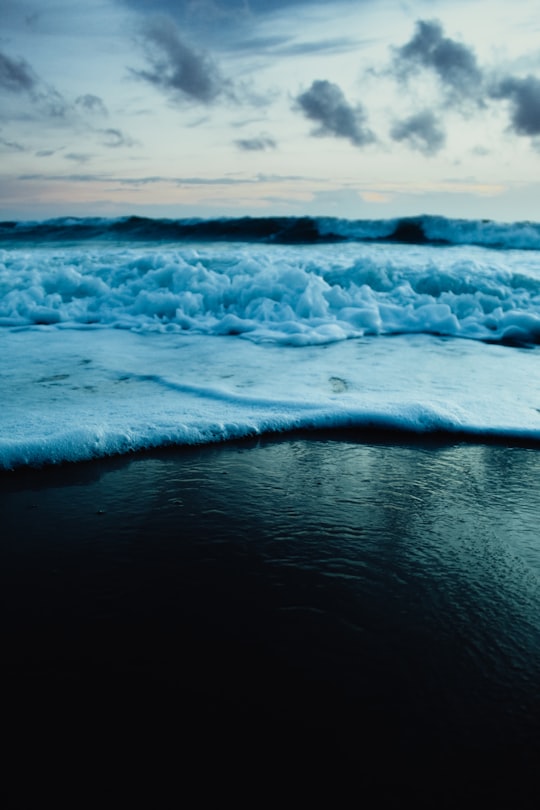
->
394, 19, 484, 103
234, 135, 276, 151
390, 110, 445, 155
296, 80, 375, 147
75, 94, 108, 116
491, 75, 540, 136
132, 15, 230, 103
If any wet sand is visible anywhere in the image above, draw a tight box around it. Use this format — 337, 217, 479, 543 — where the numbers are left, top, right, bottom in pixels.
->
2, 432, 539, 801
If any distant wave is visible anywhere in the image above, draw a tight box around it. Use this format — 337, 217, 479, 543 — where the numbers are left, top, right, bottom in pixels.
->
2, 214, 540, 250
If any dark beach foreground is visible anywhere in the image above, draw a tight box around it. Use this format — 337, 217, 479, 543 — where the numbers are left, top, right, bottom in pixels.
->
2, 433, 539, 802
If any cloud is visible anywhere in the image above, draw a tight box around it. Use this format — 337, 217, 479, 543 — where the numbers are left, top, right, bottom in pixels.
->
16, 171, 305, 187
120, 1, 359, 18
0, 47, 70, 120
491, 75, 540, 136
232, 34, 362, 58
274, 37, 362, 57
38, 88, 70, 118
132, 14, 230, 103
394, 19, 484, 104
295, 80, 375, 147
0, 49, 38, 93
119, 0, 321, 24
392, 19, 540, 149
19, 172, 104, 183
390, 110, 445, 155
76, 94, 108, 116
120, 0, 245, 20
99, 128, 137, 147
0, 133, 25, 151
65, 152, 93, 164
234, 135, 276, 151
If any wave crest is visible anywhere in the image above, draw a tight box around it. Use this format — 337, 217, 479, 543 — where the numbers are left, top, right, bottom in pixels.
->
2, 214, 540, 250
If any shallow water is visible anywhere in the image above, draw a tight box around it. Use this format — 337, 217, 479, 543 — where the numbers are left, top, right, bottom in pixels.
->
2, 329, 540, 470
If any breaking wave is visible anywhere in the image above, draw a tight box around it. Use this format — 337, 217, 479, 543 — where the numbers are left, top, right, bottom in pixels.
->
2, 214, 540, 250
2, 236, 540, 346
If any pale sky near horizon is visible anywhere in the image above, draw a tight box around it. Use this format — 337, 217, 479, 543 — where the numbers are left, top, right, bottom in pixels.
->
2, 0, 540, 222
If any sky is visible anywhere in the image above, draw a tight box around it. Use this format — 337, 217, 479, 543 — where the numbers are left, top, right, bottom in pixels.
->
1, 0, 540, 222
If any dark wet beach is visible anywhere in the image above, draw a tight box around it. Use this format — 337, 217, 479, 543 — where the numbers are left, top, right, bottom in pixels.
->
2, 434, 539, 801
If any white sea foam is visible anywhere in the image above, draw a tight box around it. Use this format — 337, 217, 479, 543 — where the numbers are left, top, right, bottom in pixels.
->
1, 327, 539, 469
1, 241, 539, 346
1, 236, 539, 468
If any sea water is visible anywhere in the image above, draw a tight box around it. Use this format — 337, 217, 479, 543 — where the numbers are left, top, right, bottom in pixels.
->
1, 214, 539, 469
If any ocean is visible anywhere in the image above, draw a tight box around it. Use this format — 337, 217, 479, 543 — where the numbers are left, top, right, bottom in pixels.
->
1, 214, 540, 795
1, 213, 539, 467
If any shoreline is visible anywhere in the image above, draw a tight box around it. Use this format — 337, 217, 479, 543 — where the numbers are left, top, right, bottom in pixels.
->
3, 424, 540, 478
